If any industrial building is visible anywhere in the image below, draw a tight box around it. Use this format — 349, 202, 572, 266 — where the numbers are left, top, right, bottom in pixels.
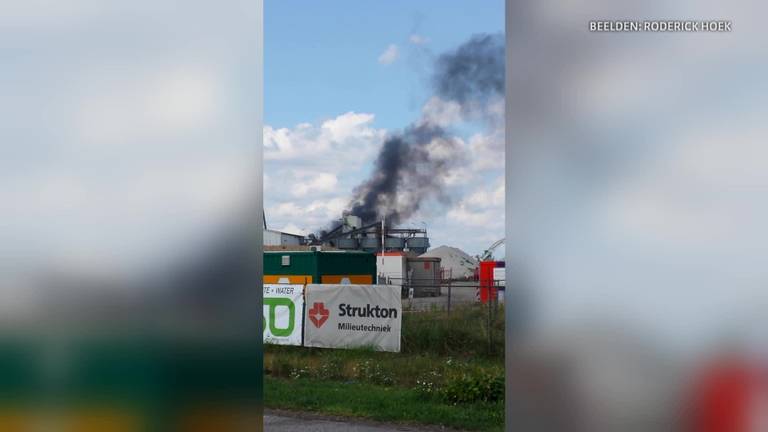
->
311, 215, 430, 254
263, 213, 431, 255
261, 216, 507, 298
262, 213, 445, 297
263, 229, 304, 247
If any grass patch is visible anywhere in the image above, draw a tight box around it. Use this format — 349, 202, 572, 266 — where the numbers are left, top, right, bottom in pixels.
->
402, 304, 504, 358
264, 304, 505, 430
265, 348, 503, 389
266, 376, 504, 431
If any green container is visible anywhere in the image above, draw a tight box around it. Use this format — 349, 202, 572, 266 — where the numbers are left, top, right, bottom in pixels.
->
263, 251, 376, 284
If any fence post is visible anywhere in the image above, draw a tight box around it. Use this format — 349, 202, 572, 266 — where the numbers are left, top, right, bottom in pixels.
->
301, 281, 307, 347
447, 279, 452, 314
487, 288, 492, 354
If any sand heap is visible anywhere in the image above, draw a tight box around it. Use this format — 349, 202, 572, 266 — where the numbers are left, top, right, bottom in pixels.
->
420, 245, 478, 279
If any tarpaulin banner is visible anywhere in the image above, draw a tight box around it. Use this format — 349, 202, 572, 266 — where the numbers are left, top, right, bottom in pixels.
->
263, 284, 304, 346
303, 284, 401, 352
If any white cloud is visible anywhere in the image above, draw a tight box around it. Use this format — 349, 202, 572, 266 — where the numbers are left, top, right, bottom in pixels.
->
264, 111, 385, 163
270, 201, 303, 217
377, 44, 399, 65
290, 172, 338, 197
464, 180, 505, 209
428, 176, 505, 255
322, 112, 377, 142
446, 205, 493, 227
266, 197, 347, 233
468, 130, 505, 171
265, 113, 389, 235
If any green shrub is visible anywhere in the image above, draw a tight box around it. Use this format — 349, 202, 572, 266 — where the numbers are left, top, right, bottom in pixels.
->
414, 369, 443, 398
440, 371, 504, 404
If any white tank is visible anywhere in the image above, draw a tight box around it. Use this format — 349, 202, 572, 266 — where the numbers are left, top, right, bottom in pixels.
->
343, 215, 362, 232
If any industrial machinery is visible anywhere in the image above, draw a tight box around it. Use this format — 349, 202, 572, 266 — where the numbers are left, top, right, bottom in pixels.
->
314, 215, 430, 254
477, 237, 505, 262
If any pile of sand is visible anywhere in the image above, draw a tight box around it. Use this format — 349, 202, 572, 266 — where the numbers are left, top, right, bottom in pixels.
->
420, 245, 477, 279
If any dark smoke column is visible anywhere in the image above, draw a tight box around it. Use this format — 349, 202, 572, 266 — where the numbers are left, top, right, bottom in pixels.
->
433, 33, 505, 110
347, 123, 460, 226
341, 33, 505, 227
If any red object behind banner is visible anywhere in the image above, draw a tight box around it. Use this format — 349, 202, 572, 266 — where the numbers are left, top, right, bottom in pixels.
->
478, 261, 497, 303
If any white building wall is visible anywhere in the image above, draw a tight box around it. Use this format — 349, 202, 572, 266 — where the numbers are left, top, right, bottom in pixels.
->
264, 229, 282, 246
264, 229, 303, 246
280, 233, 301, 246
377, 255, 407, 287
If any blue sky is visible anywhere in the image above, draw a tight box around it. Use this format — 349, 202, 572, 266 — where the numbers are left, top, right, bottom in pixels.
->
264, 0, 506, 257
265, 1, 504, 129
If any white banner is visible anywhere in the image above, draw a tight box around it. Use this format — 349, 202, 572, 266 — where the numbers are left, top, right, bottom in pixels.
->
304, 284, 401, 352
263, 284, 304, 346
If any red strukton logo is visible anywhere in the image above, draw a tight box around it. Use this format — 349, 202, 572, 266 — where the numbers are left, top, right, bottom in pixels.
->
308, 302, 329, 328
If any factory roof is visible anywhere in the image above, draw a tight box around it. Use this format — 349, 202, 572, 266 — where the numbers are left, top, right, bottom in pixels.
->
265, 228, 304, 238
264, 248, 373, 254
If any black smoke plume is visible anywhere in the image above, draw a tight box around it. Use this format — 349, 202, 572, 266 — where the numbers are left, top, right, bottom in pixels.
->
347, 123, 460, 226
433, 33, 505, 110
337, 33, 504, 229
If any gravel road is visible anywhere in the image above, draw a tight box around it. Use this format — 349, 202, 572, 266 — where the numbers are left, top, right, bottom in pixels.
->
264, 409, 459, 432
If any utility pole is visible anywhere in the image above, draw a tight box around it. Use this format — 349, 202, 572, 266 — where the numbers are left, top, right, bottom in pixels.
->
378, 215, 385, 285
381, 215, 385, 253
